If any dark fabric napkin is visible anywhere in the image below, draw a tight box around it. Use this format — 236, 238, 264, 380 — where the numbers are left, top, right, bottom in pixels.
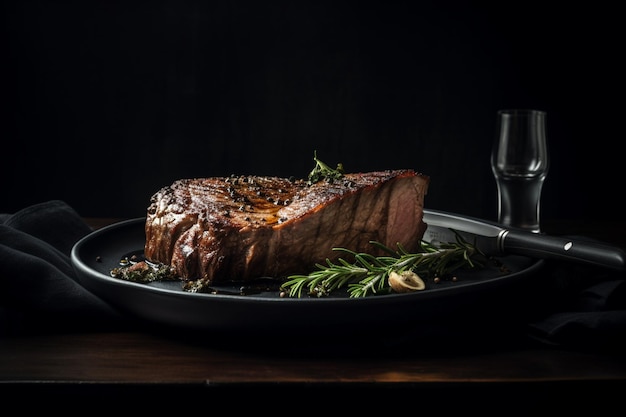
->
526, 259, 626, 352
1, 200, 625, 352
0, 200, 124, 336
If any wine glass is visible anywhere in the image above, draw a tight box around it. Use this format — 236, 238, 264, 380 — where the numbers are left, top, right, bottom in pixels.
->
491, 109, 549, 233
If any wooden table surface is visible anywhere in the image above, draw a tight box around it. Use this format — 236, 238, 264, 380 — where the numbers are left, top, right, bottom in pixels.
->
2, 218, 626, 411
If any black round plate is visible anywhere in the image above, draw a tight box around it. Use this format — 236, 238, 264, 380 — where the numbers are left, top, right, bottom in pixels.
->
71, 215, 545, 349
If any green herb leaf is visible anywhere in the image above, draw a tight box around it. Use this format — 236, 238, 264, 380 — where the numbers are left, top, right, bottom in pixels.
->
307, 150, 344, 185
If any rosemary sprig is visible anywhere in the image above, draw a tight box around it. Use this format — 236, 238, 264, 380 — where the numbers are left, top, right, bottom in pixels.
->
307, 150, 345, 185
280, 231, 490, 298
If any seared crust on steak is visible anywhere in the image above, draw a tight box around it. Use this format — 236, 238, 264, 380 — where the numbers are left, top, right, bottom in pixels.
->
144, 170, 429, 283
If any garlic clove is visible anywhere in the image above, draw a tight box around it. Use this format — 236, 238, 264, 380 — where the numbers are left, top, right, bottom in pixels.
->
388, 270, 425, 293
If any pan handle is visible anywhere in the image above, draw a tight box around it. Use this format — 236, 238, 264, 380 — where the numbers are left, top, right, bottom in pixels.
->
502, 230, 626, 272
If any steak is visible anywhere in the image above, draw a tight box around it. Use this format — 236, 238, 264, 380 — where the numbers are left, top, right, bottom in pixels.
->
144, 170, 429, 283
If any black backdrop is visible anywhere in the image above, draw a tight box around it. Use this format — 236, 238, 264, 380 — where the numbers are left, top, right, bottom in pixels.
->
2, 1, 622, 223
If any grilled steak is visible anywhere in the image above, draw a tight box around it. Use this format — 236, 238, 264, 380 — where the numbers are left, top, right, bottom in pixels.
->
144, 170, 429, 283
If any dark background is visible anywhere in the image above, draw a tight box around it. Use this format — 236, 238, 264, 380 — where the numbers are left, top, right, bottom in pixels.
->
2, 1, 622, 223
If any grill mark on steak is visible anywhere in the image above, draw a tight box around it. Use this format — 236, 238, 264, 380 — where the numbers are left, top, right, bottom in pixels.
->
144, 170, 429, 283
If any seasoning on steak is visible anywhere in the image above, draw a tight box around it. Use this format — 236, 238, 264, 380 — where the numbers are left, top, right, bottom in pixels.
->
144, 170, 429, 283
